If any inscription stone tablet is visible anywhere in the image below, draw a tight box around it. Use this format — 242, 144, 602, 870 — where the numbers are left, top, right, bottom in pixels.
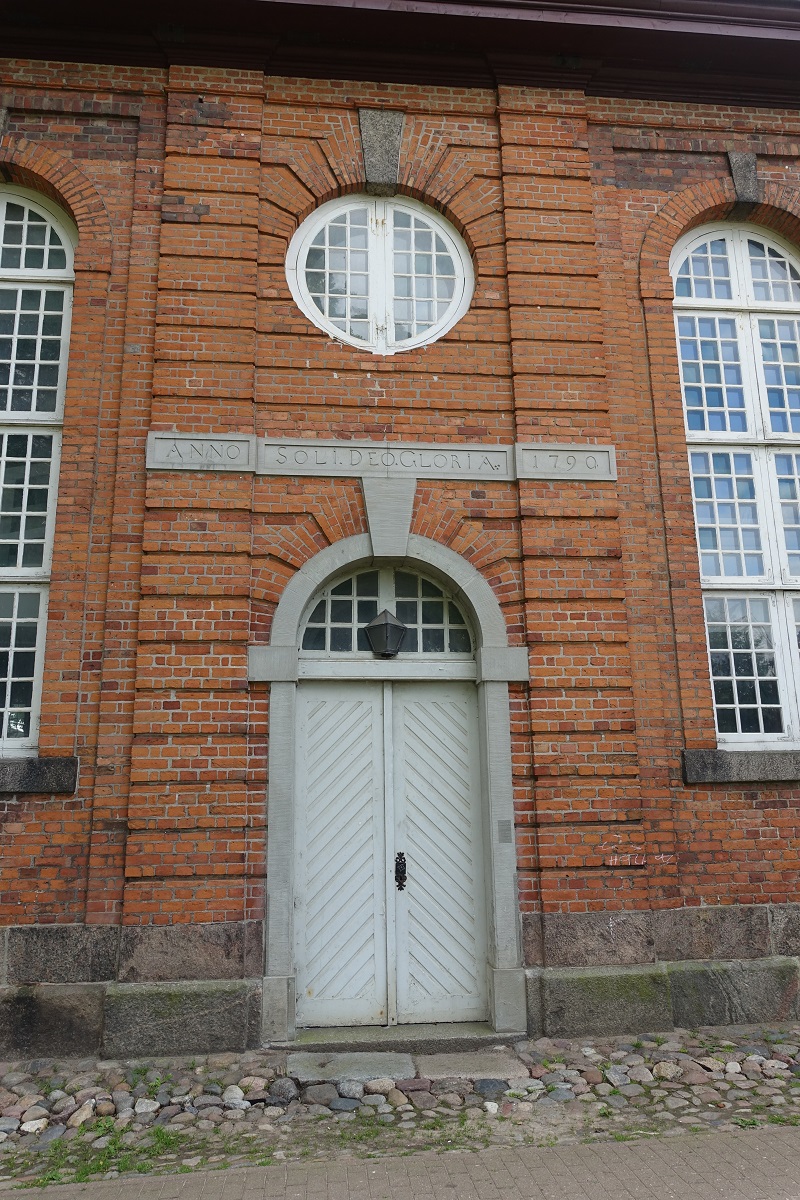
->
515, 443, 616, 481
146, 433, 617, 482
148, 432, 256, 471
259, 438, 514, 480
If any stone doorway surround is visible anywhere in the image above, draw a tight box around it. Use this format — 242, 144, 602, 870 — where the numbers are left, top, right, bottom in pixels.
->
247, 475, 530, 1042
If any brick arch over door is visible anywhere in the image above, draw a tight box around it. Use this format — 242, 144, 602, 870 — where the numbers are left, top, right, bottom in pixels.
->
255, 532, 529, 1040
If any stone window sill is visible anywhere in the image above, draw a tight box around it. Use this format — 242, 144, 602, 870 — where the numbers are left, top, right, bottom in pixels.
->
683, 749, 800, 784
0, 756, 78, 794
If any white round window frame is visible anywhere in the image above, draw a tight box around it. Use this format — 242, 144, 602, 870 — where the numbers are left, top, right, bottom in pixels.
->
286, 194, 475, 356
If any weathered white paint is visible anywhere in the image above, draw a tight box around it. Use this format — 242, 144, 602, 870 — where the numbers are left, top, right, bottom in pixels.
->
261, 534, 527, 1040
294, 679, 487, 1028
360, 477, 417, 556
393, 681, 487, 1022
295, 682, 388, 1027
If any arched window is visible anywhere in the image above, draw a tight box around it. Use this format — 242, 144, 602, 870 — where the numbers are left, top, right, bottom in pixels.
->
300, 567, 473, 656
286, 196, 473, 355
0, 189, 74, 751
672, 225, 800, 745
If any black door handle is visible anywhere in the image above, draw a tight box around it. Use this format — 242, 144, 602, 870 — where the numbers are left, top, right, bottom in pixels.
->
395, 852, 407, 891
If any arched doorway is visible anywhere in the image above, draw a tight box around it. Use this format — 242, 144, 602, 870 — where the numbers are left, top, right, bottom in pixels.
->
294, 565, 486, 1027
250, 532, 529, 1039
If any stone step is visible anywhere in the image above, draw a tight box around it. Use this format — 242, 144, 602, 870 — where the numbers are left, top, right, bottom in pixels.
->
274, 1022, 527, 1056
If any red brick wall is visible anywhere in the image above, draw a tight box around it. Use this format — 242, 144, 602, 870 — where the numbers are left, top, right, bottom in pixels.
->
3, 59, 800, 956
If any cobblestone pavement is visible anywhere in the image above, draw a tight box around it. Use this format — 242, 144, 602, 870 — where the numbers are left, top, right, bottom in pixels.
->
21, 1127, 800, 1200
4, 1024, 800, 1188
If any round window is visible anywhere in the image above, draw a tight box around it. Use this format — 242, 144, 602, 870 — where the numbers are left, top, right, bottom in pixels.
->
286, 195, 474, 355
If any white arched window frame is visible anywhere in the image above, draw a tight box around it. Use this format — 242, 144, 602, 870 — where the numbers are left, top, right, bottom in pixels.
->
0, 186, 75, 754
298, 566, 475, 677
671, 223, 800, 748
286, 195, 474, 356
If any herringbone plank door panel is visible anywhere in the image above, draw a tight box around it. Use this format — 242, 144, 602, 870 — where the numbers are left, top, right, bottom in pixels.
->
295, 681, 388, 1026
392, 682, 487, 1022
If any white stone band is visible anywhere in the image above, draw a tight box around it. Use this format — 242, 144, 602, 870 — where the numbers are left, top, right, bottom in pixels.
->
146, 432, 617, 482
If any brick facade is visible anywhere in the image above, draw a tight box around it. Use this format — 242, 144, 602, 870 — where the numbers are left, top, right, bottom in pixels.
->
3, 48, 800, 1049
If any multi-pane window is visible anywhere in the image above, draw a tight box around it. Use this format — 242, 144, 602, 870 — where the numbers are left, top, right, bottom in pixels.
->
676, 315, 747, 433
673, 225, 800, 744
303, 207, 370, 343
703, 596, 783, 735
758, 319, 800, 434
286, 195, 473, 355
391, 210, 457, 342
0, 191, 72, 751
301, 568, 473, 657
0, 288, 66, 414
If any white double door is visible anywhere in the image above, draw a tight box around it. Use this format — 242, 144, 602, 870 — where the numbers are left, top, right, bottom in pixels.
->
294, 679, 487, 1027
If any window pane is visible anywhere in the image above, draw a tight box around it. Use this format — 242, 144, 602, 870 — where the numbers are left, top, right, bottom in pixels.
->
0, 432, 54, 569
690, 451, 765, 578
756, 317, 800, 435
774, 453, 800, 576
1, 200, 68, 273
298, 569, 473, 656
392, 210, 457, 341
748, 239, 800, 304
0, 589, 42, 743
303, 208, 370, 342
0, 287, 65, 415
704, 595, 783, 736
676, 314, 746, 434
390, 569, 472, 655
674, 239, 733, 301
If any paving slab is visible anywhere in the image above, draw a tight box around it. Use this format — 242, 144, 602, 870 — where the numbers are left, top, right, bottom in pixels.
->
21, 1128, 800, 1200
413, 1049, 523, 1080
286, 1052, 414, 1083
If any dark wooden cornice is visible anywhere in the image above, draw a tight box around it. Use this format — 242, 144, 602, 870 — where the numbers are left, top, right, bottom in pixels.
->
4, 0, 800, 107
260, 0, 800, 42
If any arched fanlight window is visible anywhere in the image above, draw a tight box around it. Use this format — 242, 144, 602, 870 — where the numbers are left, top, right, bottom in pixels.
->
286, 196, 474, 355
671, 224, 800, 746
0, 188, 74, 751
300, 567, 474, 656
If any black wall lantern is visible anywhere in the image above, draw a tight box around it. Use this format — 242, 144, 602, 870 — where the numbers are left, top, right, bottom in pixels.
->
364, 610, 407, 658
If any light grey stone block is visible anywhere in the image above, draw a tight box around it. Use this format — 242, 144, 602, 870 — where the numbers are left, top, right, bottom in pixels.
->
728, 151, 759, 204
0, 984, 104, 1056
103, 979, 262, 1056
118, 921, 260, 983
543, 910, 655, 968
7, 924, 118, 984
668, 956, 800, 1028
362, 476, 416, 556
489, 967, 527, 1032
0, 755, 78, 793
287, 1052, 414, 1084
542, 964, 672, 1037
525, 968, 544, 1037
358, 108, 404, 195
415, 1050, 522, 1081
769, 903, 800, 956
653, 906, 770, 963
683, 749, 800, 783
